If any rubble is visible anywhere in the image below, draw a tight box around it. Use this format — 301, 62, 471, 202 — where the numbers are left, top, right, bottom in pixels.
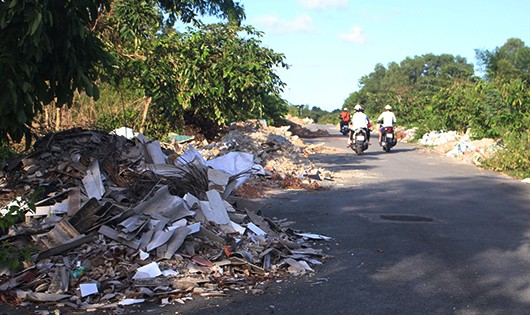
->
0, 124, 333, 312
418, 130, 500, 166
199, 121, 332, 196
395, 127, 417, 143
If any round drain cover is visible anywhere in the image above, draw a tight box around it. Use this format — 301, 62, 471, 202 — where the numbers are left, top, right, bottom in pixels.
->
380, 214, 433, 222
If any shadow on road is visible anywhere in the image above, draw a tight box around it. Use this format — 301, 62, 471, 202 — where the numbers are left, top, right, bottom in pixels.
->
169, 170, 530, 315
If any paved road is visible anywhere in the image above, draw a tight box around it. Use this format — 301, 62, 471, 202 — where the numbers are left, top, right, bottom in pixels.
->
152, 125, 530, 314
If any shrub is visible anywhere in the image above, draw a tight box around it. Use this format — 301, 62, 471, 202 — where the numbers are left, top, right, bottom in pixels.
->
0, 191, 40, 270
484, 131, 530, 178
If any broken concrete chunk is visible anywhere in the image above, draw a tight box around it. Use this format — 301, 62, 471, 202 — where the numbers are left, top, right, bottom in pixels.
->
164, 226, 191, 259
134, 186, 194, 221
204, 190, 231, 225
207, 168, 230, 192
145, 141, 167, 164
284, 258, 314, 274
81, 159, 105, 200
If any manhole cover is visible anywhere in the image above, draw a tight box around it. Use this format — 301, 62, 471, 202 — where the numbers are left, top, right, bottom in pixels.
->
379, 214, 434, 222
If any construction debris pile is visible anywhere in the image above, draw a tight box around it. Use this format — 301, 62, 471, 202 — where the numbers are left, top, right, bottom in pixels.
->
0, 125, 332, 311
419, 130, 499, 165
199, 121, 332, 196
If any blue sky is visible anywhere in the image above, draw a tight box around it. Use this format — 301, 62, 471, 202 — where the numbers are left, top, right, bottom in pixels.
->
231, 0, 530, 112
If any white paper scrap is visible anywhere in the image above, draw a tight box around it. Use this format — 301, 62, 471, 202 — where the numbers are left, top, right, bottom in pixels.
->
118, 298, 145, 305
162, 269, 179, 277
132, 262, 162, 279
247, 223, 266, 236
231, 221, 246, 235
79, 283, 99, 297
139, 250, 149, 260
294, 232, 332, 241
187, 222, 201, 235
110, 127, 137, 139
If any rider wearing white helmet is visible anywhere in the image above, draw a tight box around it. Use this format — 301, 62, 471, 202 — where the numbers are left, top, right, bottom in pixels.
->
377, 104, 397, 141
348, 104, 372, 146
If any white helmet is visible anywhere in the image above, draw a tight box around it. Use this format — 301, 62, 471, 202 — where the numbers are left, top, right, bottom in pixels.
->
354, 104, 363, 111
343, 108, 348, 111
385, 105, 392, 110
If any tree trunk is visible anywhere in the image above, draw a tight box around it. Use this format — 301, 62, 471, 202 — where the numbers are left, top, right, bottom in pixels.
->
44, 107, 50, 129
139, 97, 152, 134
55, 107, 61, 131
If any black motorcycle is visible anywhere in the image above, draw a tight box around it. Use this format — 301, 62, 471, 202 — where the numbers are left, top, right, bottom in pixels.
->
380, 126, 397, 152
340, 124, 350, 136
350, 128, 369, 155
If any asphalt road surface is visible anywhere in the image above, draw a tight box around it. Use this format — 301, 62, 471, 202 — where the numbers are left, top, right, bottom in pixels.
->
167, 124, 530, 315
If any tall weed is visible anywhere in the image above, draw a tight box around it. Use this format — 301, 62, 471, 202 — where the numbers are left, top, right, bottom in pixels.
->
484, 131, 530, 178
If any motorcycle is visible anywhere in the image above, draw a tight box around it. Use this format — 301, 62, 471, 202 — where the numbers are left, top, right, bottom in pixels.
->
350, 128, 369, 155
380, 126, 397, 152
340, 124, 350, 136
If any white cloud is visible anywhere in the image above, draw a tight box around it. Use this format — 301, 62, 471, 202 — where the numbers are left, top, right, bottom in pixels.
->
299, 0, 348, 10
338, 25, 366, 44
253, 14, 315, 34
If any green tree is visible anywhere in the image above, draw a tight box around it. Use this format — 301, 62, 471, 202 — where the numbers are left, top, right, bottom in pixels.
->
139, 23, 287, 137
0, 0, 245, 144
476, 38, 530, 82
0, 0, 112, 144
346, 53, 474, 126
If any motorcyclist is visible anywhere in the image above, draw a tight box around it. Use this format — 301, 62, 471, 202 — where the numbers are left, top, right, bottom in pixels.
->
347, 104, 371, 147
338, 107, 351, 132
377, 104, 397, 142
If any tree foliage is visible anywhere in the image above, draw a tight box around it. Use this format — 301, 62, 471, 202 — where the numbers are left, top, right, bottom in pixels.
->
0, 0, 249, 144
344, 53, 474, 123
166, 24, 287, 126
0, 0, 112, 144
476, 38, 530, 82
98, 2, 288, 137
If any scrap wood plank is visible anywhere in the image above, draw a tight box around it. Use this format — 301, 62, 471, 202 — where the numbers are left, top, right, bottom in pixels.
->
228, 256, 265, 274
34, 234, 95, 262
46, 219, 81, 248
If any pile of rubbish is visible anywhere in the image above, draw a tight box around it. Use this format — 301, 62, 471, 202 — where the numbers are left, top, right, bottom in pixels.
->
395, 127, 418, 143
419, 130, 499, 165
0, 124, 332, 311
199, 121, 332, 197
